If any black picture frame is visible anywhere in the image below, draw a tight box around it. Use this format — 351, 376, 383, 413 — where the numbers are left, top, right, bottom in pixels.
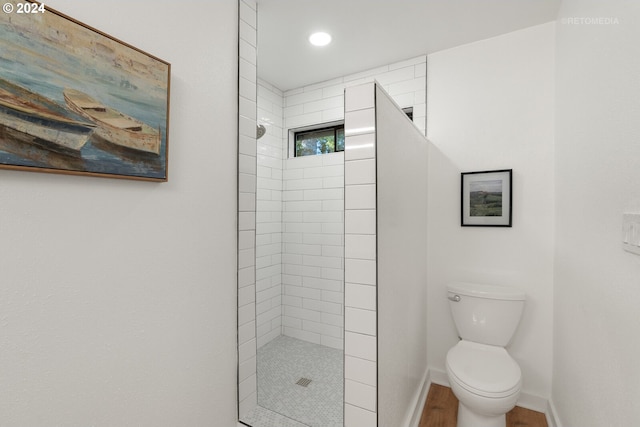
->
461, 169, 512, 227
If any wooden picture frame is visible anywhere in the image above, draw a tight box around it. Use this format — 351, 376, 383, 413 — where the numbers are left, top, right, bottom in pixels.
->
0, 1, 170, 181
461, 169, 512, 227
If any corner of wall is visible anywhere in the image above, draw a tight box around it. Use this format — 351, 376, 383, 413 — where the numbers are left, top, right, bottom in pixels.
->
237, 0, 258, 420
546, 398, 562, 427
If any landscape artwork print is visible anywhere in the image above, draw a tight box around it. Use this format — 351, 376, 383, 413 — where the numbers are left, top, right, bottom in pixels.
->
461, 169, 512, 227
469, 180, 503, 217
0, 1, 170, 181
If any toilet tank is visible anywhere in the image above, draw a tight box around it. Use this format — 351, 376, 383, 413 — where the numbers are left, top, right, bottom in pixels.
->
447, 282, 525, 347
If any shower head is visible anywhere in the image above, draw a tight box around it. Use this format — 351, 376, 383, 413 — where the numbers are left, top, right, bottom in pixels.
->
257, 124, 266, 139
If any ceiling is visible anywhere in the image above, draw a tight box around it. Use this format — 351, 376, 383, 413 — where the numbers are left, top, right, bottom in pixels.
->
256, 0, 561, 91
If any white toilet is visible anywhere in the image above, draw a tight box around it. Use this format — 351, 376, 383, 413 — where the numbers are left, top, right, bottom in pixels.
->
445, 282, 525, 427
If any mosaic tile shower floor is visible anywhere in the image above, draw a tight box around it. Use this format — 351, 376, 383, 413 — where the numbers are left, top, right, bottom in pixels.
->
243, 335, 343, 427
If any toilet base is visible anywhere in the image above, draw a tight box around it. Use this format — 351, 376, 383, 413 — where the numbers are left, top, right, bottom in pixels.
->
457, 402, 506, 427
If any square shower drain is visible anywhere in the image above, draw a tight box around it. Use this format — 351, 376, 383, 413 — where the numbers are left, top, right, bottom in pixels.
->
295, 377, 312, 387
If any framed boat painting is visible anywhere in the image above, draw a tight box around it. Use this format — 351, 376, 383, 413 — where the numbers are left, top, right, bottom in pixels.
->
461, 169, 512, 227
0, 1, 170, 181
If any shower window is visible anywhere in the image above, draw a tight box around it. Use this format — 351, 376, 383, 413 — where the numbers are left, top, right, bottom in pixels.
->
403, 107, 413, 120
294, 124, 345, 157
291, 108, 411, 158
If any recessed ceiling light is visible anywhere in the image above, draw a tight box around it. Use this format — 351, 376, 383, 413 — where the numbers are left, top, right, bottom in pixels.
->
309, 32, 332, 47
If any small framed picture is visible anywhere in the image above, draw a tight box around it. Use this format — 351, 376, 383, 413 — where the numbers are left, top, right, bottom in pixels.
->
461, 169, 512, 227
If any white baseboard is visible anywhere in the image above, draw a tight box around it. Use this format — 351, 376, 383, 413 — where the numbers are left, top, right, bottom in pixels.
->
404, 368, 432, 427
546, 398, 563, 427
429, 367, 449, 387
517, 391, 548, 414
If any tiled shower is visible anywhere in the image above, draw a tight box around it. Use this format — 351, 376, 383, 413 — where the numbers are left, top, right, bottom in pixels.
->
280, 153, 346, 350
254, 80, 347, 353
238, 2, 428, 425
254, 51, 428, 354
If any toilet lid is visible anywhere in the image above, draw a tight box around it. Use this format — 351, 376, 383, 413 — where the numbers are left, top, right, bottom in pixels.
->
446, 340, 522, 398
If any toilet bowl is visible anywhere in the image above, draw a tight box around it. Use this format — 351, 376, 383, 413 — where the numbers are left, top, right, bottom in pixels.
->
446, 340, 522, 427
445, 282, 525, 427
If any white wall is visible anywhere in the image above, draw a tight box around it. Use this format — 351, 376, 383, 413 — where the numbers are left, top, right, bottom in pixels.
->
553, 1, 640, 425
282, 153, 345, 349
426, 23, 555, 405
255, 79, 284, 349
376, 85, 429, 427
0, 1, 238, 426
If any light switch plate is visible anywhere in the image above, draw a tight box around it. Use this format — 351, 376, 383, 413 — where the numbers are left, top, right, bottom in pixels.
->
622, 213, 640, 255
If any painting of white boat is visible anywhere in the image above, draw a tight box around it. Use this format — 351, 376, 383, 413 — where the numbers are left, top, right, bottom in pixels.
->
64, 88, 161, 155
0, 2, 170, 181
0, 78, 95, 154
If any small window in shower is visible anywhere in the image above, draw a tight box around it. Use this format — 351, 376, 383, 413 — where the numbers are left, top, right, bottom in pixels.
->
290, 108, 411, 158
402, 107, 413, 121
294, 124, 345, 157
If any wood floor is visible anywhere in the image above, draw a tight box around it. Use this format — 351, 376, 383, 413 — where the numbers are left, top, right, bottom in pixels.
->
419, 384, 548, 427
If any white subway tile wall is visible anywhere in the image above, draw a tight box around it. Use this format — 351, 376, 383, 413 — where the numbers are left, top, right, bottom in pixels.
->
345, 355, 376, 387
345, 379, 377, 412
237, 0, 258, 419
284, 55, 426, 136
256, 79, 285, 349
282, 152, 345, 349
345, 404, 378, 427
344, 82, 378, 425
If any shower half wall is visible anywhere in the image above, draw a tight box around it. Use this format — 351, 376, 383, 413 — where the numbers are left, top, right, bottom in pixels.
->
342, 82, 428, 427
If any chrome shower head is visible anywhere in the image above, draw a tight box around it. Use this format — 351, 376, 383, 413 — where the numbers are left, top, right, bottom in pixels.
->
257, 124, 266, 139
